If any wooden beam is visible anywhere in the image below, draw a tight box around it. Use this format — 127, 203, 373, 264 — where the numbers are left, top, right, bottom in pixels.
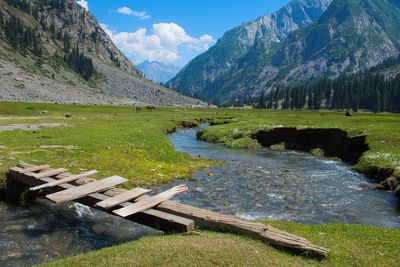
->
32, 168, 67, 179
113, 185, 188, 217
7, 167, 194, 232
152, 198, 329, 256
96, 187, 151, 210
30, 170, 98, 191
46, 176, 127, 204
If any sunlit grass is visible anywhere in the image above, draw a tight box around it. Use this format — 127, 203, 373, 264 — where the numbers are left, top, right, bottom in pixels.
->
42, 221, 400, 267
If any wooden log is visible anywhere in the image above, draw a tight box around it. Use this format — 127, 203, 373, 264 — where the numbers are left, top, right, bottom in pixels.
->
46, 176, 127, 204
32, 168, 67, 179
7, 167, 194, 232
113, 185, 188, 217
30, 170, 98, 191
96, 188, 151, 210
151, 198, 329, 256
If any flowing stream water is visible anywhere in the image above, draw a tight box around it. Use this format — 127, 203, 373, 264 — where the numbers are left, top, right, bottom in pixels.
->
0, 125, 399, 266
162, 125, 400, 226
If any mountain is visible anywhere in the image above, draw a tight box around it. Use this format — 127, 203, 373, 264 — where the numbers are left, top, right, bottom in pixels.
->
268, 0, 400, 83
137, 61, 181, 84
169, 0, 400, 105
0, 0, 204, 107
215, 0, 400, 104
168, 0, 333, 102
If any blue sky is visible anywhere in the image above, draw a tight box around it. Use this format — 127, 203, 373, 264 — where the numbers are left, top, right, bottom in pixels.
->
77, 0, 290, 66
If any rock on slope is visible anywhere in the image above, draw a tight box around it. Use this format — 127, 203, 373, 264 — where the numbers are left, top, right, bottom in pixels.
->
168, 0, 332, 101
0, 0, 204, 107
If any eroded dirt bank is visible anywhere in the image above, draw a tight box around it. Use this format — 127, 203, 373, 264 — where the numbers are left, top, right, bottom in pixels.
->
252, 128, 370, 164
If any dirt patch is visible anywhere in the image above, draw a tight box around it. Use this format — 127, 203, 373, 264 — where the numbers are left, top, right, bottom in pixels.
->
252, 128, 370, 165
0, 116, 66, 120
177, 121, 199, 128
0, 123, 71, 132
39, 145, 78, 149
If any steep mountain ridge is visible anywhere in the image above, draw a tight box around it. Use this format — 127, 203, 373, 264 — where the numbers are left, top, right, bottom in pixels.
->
0, 0, 204, 106
168, 0, 332, 100
170, 0, 400, 105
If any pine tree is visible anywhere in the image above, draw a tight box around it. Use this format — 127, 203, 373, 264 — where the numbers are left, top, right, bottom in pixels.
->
257, 90, 267, 109
274, 86, 280, 110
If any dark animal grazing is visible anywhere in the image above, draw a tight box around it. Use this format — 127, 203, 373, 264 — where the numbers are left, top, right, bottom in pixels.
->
145, 105, 156, 111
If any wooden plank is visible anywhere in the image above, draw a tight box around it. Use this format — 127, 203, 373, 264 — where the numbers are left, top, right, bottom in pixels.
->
113, 185, 187, 217
96, 187, 151, 210
18, 165, 50, 174
7, 167, 194, 232
151, 198, 329, 256
32, 168, 67, 179
30, 170, 98, 191
46, 176, 127, 204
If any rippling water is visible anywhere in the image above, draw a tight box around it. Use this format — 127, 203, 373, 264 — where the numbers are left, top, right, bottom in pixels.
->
162, 125, 400, 227
0, 200, 160, 266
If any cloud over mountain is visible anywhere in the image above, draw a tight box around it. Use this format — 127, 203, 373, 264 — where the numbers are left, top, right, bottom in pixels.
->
101, 23, 215, 64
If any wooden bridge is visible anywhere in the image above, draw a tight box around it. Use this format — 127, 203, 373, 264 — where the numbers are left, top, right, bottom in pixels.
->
7, 162, 330, 257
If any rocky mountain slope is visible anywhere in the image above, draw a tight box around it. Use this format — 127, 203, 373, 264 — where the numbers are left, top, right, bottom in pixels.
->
169, 0, 400, 105
137, 61, 181, 84
0, 0, 204, 107
268, 0, 400, 83
168, 0, 332, 101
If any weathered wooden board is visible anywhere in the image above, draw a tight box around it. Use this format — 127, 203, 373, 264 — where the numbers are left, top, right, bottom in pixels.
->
30, 170, 98, 191
152, 198, 330, 256
46, 176, 127, 204
113, 185, 187, 217
96, 187, 151, 210
8, 166, 194, 232
19, 165, 50, 174
32, 168, 67, 179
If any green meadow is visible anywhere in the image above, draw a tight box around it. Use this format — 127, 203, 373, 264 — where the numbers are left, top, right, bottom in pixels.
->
0, 102, 399, 266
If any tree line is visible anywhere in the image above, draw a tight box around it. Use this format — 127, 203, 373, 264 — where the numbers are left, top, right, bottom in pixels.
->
64, 47, 95, 81
1, 15, 42, 56
247, 56, 400, 113
2, 0, 96, 80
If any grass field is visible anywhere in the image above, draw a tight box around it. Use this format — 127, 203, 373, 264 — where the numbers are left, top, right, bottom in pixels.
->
42, 222, 400, 267
0, 102, 221, 188
0, 102, 399, 266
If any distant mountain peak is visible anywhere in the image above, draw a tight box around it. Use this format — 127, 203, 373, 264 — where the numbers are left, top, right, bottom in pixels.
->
138, 61, 181, 84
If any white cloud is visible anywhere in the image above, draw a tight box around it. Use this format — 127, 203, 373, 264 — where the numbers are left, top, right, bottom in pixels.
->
117, 7, 151, 20
101, 23, 215, 64
76, 0, 89, 11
